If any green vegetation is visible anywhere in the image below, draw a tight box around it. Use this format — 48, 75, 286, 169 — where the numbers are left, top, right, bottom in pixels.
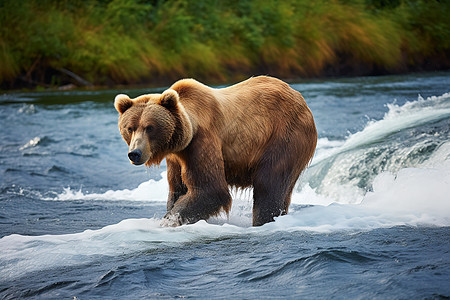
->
1, 0, 449, 89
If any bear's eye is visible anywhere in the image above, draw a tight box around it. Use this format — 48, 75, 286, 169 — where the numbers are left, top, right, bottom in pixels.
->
145, 125, 154, 133
127, 127, 134, 134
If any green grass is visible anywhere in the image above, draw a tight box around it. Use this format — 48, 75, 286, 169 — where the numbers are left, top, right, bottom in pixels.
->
1, 0, 449, 88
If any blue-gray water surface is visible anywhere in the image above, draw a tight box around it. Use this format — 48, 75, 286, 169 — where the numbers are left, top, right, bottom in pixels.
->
1, 72, 450, 299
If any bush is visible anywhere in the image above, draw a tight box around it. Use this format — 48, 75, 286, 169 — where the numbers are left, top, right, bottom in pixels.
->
1, 0, 449, 88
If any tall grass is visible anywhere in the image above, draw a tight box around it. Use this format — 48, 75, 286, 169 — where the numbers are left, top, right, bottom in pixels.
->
0, 0, 449, 88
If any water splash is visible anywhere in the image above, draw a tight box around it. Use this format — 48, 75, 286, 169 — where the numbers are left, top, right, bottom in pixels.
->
313, 92, 450, 163
44, 172, 169, 202
305, 92, 450, 202
19, 137, 41, 151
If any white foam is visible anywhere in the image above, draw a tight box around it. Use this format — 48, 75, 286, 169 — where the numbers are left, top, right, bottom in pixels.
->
313, 92, 450, 164
420, 141, 450, 168
18, 104, 37, 114
19, 137, 41, 151
313, 137, 345, 163
343, 94, 450, 149
0, 219, 248, 281
268, 153, 450, 232
291, 184, 336, 206
46, 172, 169, 202
360, 142, 450, 221
363, 167, 450, 217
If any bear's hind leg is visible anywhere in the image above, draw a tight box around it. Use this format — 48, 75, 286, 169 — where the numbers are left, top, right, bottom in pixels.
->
252, 148, 299, 226
252, 176, 292, 226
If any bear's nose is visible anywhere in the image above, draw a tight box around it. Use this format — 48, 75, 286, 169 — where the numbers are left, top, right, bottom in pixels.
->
128, 149, 142, 163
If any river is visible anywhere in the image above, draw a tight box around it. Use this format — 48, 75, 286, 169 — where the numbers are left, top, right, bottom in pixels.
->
1, 72, 449, 299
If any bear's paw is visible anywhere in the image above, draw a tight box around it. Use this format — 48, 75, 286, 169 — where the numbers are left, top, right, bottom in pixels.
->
160, 211, 183, 227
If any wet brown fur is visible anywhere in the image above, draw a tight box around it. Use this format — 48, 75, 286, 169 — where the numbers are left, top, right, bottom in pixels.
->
115, 76, 317, 226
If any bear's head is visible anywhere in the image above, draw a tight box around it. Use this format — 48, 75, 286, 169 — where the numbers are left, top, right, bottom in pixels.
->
114, 89, 193, 166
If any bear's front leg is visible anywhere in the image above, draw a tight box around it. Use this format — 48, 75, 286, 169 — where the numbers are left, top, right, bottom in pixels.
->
166, 156, 187, 211
161, 130, 231, 226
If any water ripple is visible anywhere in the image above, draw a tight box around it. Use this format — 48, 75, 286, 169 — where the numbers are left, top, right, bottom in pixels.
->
248, 249, 378, 282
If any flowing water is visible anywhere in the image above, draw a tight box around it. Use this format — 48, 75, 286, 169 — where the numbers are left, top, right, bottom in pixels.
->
1, 72, 449, 299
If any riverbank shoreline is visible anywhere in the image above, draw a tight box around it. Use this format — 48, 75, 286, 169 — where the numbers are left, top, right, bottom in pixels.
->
2, 67, 449, 94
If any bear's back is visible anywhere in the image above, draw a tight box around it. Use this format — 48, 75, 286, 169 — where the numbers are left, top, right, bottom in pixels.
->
216, 76, 309, 118
217, 76, 312, 138
168, 76, 316, 190
170, 76, 315, 172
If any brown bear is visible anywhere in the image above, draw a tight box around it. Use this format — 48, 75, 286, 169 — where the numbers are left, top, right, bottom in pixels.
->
114, 76, 317, 226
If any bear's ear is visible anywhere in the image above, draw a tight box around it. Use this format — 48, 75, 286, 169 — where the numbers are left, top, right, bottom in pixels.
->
114, 94, 133, 114
159, 89, 179, 110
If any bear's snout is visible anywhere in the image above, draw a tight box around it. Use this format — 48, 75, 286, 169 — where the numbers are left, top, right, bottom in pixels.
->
128, 149, 142, 164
